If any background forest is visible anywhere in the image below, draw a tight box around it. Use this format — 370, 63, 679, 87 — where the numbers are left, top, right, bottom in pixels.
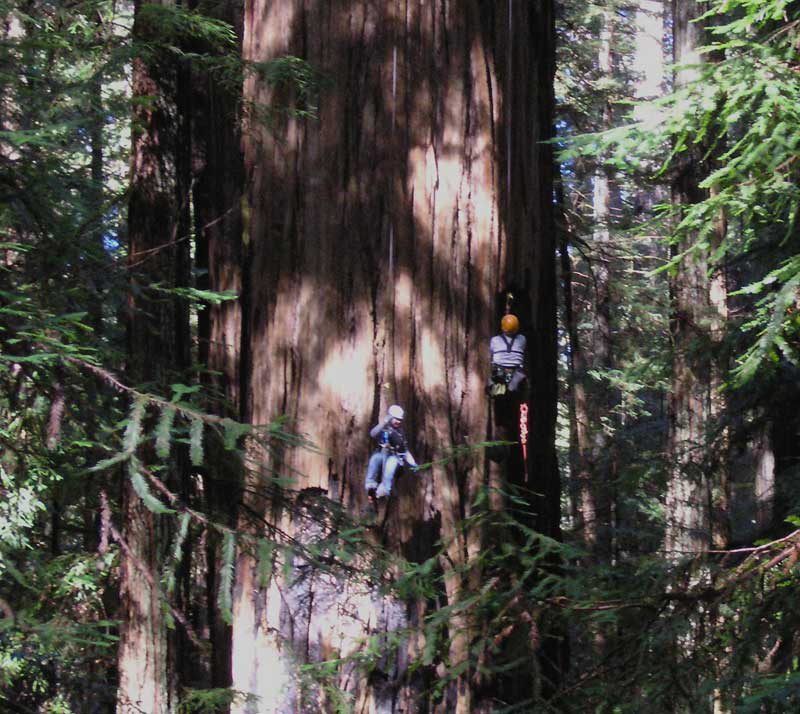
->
2, 0, 800, 712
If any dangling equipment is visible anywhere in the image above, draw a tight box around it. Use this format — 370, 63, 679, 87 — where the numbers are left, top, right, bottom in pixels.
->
519, 402, 529, 463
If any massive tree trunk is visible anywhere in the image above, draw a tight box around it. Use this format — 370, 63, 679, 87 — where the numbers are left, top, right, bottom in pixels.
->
118, 1, 187, 711
231, 0, 557, 711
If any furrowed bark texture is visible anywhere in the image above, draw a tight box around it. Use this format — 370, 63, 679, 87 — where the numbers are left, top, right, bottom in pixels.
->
232, 1, 556, 711
575, 7, 615, 562
119, 2, 181, 712
192, 0, 245, 690
556, 172, 586, 531
664, 0, 720, 557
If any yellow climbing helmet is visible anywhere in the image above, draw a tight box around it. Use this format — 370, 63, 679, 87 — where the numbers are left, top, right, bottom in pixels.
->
501, 314, 519, 334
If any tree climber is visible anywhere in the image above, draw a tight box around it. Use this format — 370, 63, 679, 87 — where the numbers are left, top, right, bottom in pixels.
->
364, 404, 418, 504
488, 314, 527, 397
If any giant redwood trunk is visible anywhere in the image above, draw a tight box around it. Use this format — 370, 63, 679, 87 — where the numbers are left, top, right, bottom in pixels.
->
231, 1, 556, 711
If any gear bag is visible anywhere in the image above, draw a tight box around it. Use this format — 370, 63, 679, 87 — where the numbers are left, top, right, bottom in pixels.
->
490, 365, 516, 396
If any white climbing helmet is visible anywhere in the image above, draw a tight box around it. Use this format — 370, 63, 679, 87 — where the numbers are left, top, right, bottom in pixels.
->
388, 404, 404, 420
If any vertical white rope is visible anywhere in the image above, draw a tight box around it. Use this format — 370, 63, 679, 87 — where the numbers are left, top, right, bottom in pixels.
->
507, 0, 512, 206
383, 7, 400, 402
389, 42, 397, 292
391, 44, 398, 131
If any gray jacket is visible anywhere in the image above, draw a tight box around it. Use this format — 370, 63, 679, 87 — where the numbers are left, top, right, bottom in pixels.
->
490, 333, 526, 369
370, 417, 417, 467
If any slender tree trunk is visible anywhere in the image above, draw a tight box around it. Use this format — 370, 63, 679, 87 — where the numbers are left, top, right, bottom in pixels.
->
632, 0, 665, 110
86, 64, 108, 333
664, 0, 716, 557
709, 189, 730, 549
557, 172, 590, 535
232, 0, 557, 711
583, 8, 616, 562
753, 426, 775, 534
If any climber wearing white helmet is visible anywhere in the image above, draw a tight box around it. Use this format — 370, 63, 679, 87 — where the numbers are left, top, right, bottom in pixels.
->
364, 404, 418, 502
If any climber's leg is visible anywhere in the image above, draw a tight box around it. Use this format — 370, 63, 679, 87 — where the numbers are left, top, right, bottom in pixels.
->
376, 455, 401, 498
365, 451, 385, 495
508, 369, 526, 392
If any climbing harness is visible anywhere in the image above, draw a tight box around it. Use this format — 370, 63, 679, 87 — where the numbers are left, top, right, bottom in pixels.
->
519, 402, 529, 463
490, 332, 525, 367
489, 293, 525, 397
489, 364, 516, 397
379, 426, 406, 455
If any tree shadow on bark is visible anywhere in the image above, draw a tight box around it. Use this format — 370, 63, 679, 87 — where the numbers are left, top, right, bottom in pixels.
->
234, 0, 559, 710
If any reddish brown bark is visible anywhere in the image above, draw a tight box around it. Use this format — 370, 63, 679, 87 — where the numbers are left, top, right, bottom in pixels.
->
231, 1, 557, 711
118, 2, 189, 711
192, 0, 245, 689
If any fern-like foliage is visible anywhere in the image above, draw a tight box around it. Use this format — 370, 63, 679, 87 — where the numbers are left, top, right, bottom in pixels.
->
163, 511, 191, 595
129, 456, 174, 515
155, 404, 177, 459
732, 257, 800, 384
257, 539, 275, 589
217, 530, 236, 625
87, 450, 132, 473
222, 417, 250, 451
90, 395, 150, 471
135, 4, 237, 55
189, 417, 204, 466
179, 687, 259, 714
123, 395, 147, 454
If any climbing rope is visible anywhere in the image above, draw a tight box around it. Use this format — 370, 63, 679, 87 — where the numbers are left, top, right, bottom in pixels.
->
507, 0, 512, 208
388, 39, 397, 288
